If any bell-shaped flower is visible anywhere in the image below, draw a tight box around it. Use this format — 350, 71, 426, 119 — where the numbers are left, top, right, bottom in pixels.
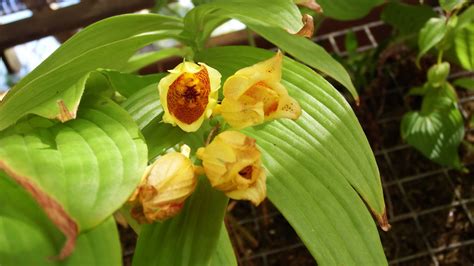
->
159, 61, 221, 132
196, 131, 266, 205
129, 147, 197, 223
215, 51, 301, 129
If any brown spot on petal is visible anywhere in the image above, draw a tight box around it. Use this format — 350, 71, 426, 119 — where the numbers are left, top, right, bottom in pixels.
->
0, 161, 79, 260
296, 14, 315, 38
245, 82, 280, 116
168, 67, 210, 124
239, 165, 254, 180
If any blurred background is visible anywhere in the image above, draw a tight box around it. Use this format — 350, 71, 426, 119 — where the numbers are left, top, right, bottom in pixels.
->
1, 0, 473, 265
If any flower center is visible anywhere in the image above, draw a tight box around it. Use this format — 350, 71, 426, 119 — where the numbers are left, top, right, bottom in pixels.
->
168, 67, 210, 124
238, 165, 253, 180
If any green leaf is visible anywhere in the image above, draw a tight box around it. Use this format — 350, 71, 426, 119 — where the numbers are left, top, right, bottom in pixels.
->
123, 48, 189, 73
98, 70, 165, 98
316, 0, 383, 20
182, 0, 302, 50
210, 224, 238, 266
345, 30, 358, 56
439, 0, 466, 13
0, 95, 147, 233
418, 17, 448, 62
457, 5, 474, 29
381, 2, 436, 36
0, 14, 183, 131
197, 46, 387, 265
427, 62, 450, 87
247, 24, 358, 99
132, 177, 229, 266
455, 23, 474, 70
402, 87, 464, 168
0, 176, 121, 265
453, 77, 474, 90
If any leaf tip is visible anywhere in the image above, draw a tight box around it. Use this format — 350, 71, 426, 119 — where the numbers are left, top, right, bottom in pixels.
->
376, 208, 391, 232
295, 14, 315, 38
57, 100, 77, 122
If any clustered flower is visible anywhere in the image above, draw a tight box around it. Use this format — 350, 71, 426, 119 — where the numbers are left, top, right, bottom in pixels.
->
129, 52, 302, 223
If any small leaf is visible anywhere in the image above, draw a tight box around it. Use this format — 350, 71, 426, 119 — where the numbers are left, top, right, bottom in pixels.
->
381, 2, 436, 36
453, 77, 474, 90
439, 0, 466, 13
418, 17, 448, 62
402, 87, 464, 168
454, 23, 474, 71
427, 62, 450, 87
345, 30, 358, 55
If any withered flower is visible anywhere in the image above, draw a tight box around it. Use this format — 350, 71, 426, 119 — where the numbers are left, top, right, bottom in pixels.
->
130, 147, 197, 223
196, 131, 266, 205
215, 51, 301, 129
159, 62, 221, 132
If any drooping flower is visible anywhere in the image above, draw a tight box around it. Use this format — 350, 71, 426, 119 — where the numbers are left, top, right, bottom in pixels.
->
159, 62, 221, 132
215, 51, 301, 129
129, 146, 197, 223
196, 131, 266, 205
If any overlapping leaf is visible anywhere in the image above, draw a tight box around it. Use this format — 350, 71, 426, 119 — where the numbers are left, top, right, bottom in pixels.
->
0, 96, 147, 255
0, 14, 183, 130
0, 176, 121, 266
197, 46, 387, 265
455, 23, 474, 71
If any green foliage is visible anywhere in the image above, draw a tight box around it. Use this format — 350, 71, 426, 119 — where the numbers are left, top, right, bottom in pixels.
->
0, 177, 122, 266
401, 85, 464, 168
427, 62, 450, 87
0, 96, 147, 230
381, 2, 436, 36
455, 23, 474, 70
315, 0, 384, 20
453, 77, 474, 90
439, 0, 467, 13
0, 0, 389, 264
418, 17, 448, 62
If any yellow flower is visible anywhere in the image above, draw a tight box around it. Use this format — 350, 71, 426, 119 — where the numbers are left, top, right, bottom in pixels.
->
216, 51, 301, 129
196, 131, 266, 205
159, 61, 221, 132
129, 147, 197, 223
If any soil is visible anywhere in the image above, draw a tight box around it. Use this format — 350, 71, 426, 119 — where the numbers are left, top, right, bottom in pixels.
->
118, 44, 474, 266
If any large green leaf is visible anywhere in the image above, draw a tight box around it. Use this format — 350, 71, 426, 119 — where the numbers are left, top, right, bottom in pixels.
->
197, 46, 387, 265
0, 96, 147, 255
316, 0, 383, 20
210, 224, 238, 266
418, 17, 448, 61
132, 177, 229, 266
181, 0, 302, 50
0, 176, 121, 265
455, 23, 474, 71
401, 86, 464, 168
249, 24, 358, 99
381, 2, 436, 36
123, 48, 189, 73
0, 14, 183, 130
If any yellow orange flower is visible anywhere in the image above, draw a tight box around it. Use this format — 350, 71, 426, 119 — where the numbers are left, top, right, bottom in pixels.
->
196, 131, 266, 205
159, 62, 221, 132
129, 147, 197, 223
215, 51, 301, 129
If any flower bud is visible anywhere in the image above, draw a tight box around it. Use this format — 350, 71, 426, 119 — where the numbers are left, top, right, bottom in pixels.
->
129, 149, 197, 223
216, 51, 301, 129
159, 61, 221, 132
196, 131, 266, 205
